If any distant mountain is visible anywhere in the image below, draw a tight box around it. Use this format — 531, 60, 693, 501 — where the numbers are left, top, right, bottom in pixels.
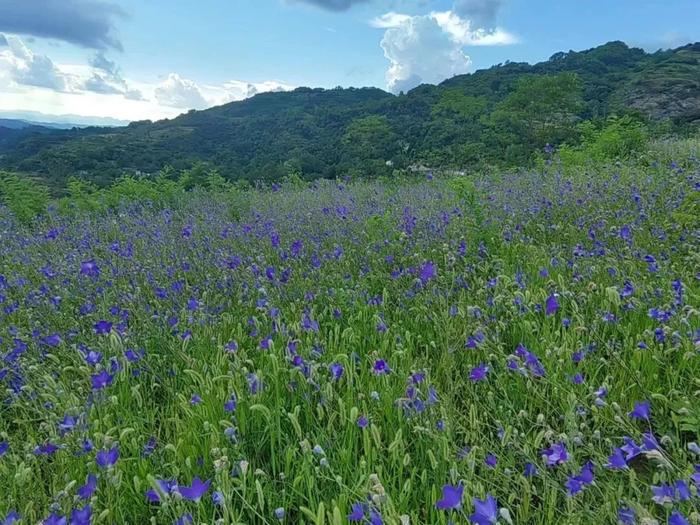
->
1, 41, 698, 187
0, 111, 129, 129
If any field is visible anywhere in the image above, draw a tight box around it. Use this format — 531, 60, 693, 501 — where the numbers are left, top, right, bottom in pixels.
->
0, 144, 699, 524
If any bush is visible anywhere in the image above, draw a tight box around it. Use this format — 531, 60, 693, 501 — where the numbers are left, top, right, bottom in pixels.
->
0, 171, 50, 223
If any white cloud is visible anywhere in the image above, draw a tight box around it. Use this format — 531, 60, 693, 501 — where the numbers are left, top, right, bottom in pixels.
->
370, 12, 412, 29
81, 51, 143, 100
431, 11, 517, 46
381, 14, 472, 94
219, 80, 294, 103
1, 35, 71, 91
154, 73, 209, 110
374, 6, 517, 93
0, 35, 293, 122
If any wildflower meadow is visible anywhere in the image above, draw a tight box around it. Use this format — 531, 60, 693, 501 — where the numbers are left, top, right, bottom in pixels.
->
0, 143, 698, 524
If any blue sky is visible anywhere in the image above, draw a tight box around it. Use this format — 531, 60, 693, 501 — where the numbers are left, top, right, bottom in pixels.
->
0, 0, 698, 123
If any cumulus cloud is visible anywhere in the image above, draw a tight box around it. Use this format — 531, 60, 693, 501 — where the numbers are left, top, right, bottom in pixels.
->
370, 12, 412, 29
374, 1, 516, 93
291, 0, 369, 11
431, 10, 517, 46
220, 80, 294, 103
82, 52, 143, 99
0, 35, 70, 90
0, 0, 125, 51
0, 34, 7, 47
154, 73, 208, 110
381, 14, 472, 93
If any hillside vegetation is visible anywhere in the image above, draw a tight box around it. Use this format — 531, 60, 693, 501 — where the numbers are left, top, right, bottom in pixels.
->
0, 41, 699, 189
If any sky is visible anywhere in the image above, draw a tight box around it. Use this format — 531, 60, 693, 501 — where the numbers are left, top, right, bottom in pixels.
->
0, 0, 698, 124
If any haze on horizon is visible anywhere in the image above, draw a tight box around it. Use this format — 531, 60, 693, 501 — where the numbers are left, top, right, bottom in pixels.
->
0, 0, 698, 125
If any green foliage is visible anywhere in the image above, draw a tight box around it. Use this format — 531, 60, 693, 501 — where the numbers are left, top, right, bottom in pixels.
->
490, 73, 584, 151
580, 115, 649, 159
342, 115, 396, 166
1, 42, 697, 184
557, 115, 650, 166
672, 188, 700, 229
0, 171, 50, 223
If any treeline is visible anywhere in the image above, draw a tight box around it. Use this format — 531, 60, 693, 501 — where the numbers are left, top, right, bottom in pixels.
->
0, 41, 698, 189
1, 119, 687, 225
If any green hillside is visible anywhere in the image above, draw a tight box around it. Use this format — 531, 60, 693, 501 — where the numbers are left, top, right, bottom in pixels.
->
1, 41, 698, 187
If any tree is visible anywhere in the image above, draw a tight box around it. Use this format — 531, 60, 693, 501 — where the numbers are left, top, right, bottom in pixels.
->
490, 73, 584, 151
342, 115, 396, 162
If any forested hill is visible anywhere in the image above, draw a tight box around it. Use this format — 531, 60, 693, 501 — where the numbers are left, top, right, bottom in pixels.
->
1, 40, 699, 187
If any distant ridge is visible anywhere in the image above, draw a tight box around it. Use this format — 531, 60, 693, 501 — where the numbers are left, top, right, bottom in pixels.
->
1, 41, 698, 186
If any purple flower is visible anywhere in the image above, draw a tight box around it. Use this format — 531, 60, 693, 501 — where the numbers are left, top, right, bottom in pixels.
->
301, 313, 319, 332
565, 461, 595, 496
419, 261, 437, 284
146, 479, 176, 503
93, 320, 112, 335
80, 260, 100, 278
369, 510, 383, 525
628, 400, 650, 420
190, 394, 202, 405
247, 372, 260, 394
469, 494, 498, 525
605, 448, 628, 470
44, 333, 62, 347
224, 394, 237, 413
84, 350, 102, 366
617, 507, 635, 524
212, 490, 224, 506
642, 432, 660, 451
621, 437, 643, 460
542, 442, 568, 466
348, 502, 366, 521
329, 362, 344, 381
691, 465, 700, 488
545, 294, 559, 316
142, 437, 157, 457
178, 477, 210, 502
125, 348, 143, 362
373, 359, 390, 375
1, 510, 20, 525
91, 370, 114, 390
651, 484, 675, 504
0, 441, 8, 457
274, 507, 285, 520
357, 415, 369, 428
77, 473, 98, 500
675, 480, 690, 501
96, 446, 119, 468
70, 505, 92, 525
435, 483, 463, 510
34, 442, 59, 455
43, 513, 66, 525
58, 415, 78, 435
469, 363, 489, 382
485, 454, 497, 468
669, 511, 689, 525
524, 462, 538, 477
175, 514, 193, 525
